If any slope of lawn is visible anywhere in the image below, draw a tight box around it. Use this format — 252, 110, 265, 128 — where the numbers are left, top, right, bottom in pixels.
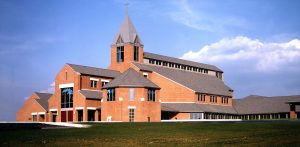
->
1, 121, 300, 146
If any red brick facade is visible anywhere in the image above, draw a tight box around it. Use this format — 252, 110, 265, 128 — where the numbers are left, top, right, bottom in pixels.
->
16, 14, 237, 122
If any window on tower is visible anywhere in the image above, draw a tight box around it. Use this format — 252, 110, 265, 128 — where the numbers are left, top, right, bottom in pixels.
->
134, 46, 139, 61
117, 46, 124, 63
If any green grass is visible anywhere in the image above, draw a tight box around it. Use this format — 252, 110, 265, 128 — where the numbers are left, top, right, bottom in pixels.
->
1, 122, 300, 146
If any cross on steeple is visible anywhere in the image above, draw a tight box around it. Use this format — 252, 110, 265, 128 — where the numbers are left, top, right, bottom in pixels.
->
125, 0, 129, 16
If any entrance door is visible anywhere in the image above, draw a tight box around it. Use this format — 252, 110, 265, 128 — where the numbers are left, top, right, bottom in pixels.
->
88, 110, 95, 121
52, 115, 57, 122
97, 109, 101, 121
78, 110, 83, 122
61, 111, 73, 122
61, 111, 66, 122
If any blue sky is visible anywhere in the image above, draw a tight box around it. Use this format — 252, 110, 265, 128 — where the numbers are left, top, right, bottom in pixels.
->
0, 0, 300, 121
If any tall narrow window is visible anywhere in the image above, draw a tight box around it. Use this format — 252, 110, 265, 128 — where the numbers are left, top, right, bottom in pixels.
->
148, 89, 156, 101
134, 46, 139, 61
117, 46, 124, 62
90, 80, 97, 88
198, 94, 205, 102
107, 88, 115, 101
65, 72, 68, 80
61, 87, 73, 108
32, 115, 37, 122
129, 108, 134, 122
130, 88, 134, 101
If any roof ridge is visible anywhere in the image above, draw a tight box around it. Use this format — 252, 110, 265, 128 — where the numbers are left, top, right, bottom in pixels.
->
66, 63, 120, 73
34, 91, 53, 95
102, 68, 159, 89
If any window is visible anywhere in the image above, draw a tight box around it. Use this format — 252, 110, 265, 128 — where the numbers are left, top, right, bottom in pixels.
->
190, 113, 203, 119
32, 115, 37, 122
130, 88, 134, 101
129, 108, 134, 122
198, 94, 205, 102
143, 73, 148, 78
117, 46, 124, 62
148, 89, 156, 101
210, 95, 217, 103
204, 69, 208, 74
169, 63, 174, 68
134, 46, 139, 61
163, 62, 168, 66
193, 67, 197, 71
156, 60, 161, 65
222, 97, 228, 104
90, 80, 97, 88
149, 59, 155, 64
107, 88, 115, 101
101, 81, 108, 87
61, 87, 73, 108
181, 65, 186, 70
65, 72, 68, 80
216, 72, 223, 79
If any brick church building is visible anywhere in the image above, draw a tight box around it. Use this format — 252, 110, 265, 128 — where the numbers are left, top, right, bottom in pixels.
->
17, 13, 300, 122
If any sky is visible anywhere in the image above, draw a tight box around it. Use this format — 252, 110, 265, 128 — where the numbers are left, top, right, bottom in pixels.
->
0, 0, 300, 121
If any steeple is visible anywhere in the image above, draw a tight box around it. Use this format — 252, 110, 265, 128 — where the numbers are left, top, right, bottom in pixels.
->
112, 13, 143, 46
109, 1, 144, 72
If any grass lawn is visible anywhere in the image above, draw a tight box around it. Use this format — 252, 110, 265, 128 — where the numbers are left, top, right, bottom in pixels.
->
1, 121, 300, 146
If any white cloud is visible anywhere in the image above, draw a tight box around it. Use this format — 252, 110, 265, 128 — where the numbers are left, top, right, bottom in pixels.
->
168, 0, 248, 33
39, 82, 55, 94
181, 36, 300, 72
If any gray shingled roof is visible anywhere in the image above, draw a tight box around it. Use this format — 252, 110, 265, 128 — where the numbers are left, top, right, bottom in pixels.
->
102, 68, 160, 89
133, 63, 232, 96
144, 52, 222, 72
35, 92, 52, 111
112, 14, 143, 45
161, 103, 237, 114
79, 90, 102, 100
233, 95, 300, 114
67, 63, 120, 78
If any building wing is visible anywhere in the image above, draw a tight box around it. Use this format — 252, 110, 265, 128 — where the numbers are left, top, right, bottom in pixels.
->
161, 103, 237, 114
233, 95, 300, 114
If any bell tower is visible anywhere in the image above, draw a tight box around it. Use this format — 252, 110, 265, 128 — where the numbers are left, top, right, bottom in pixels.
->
109, 7, 144, 72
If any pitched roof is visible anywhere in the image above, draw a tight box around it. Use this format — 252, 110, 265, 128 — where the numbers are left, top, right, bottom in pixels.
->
233, 95, 300, 114
102, 68, 160, 89
67, 63, 120, 78
144, 52, 222, 72
161, 103, 237, 114
112, 14, 143, 45
133, 63, 232, 96
35, 92, 52, 111
79, 90, 102, 100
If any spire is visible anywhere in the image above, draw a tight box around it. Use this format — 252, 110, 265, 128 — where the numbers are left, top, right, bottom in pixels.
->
112, 2, 143, 46
125, 0, 129, 16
